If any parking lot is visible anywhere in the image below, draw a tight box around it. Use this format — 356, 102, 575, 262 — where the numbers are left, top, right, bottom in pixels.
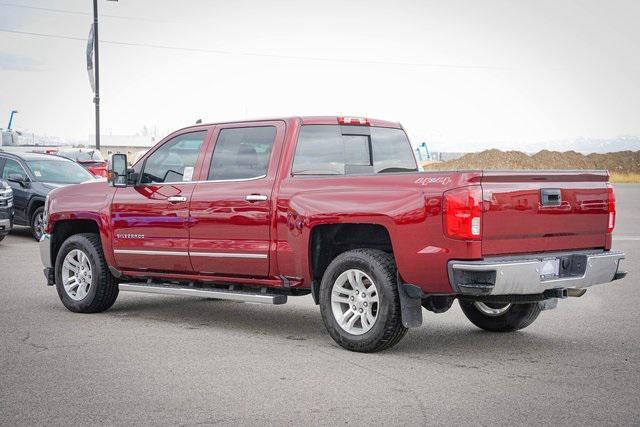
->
0, 185, 638, 425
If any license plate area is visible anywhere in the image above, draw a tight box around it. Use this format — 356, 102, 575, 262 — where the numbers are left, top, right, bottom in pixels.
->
539, 258, 560, 281
539, 254, 589, 281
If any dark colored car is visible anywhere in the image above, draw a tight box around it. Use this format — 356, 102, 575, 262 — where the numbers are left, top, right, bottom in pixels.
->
0, 151, 95, 240
0, 179, 13, 242
56, 149, 108, 178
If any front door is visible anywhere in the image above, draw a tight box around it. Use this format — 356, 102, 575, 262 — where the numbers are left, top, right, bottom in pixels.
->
189, 122, 285, 277
111, 130, 209, 273
1, 157, 30, 224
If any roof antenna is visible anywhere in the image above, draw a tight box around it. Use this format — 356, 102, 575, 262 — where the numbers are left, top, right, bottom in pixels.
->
195, 119, 202, 124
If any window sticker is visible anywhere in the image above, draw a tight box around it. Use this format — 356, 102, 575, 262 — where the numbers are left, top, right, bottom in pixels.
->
182, 166, 194, 181
34, 170, 42, 177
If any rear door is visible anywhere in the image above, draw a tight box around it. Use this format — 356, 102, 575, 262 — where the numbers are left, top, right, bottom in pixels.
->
110, 130, 210, 272
188, 121, 285, 277
481, 171, 609, 256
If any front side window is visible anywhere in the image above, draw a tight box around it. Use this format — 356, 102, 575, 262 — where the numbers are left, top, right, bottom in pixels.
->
208, 126, 276, 180
140, 131, 206, 184
26, 160, 94, 184
292, 125, 418, 175
2, 158, 26, 179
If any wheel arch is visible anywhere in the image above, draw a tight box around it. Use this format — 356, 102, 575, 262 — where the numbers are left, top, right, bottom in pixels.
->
308, 222, 394, 304
27, 196, 45, 220
50, 217, 104, 269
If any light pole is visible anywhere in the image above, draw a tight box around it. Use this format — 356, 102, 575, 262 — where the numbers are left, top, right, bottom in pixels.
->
93, 0, 100, 150
91, 0, 118, 151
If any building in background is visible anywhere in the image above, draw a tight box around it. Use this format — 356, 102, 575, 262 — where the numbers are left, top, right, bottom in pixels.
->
89, 134, 156, 162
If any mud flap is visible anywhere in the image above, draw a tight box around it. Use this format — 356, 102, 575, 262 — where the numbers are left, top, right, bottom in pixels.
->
398, 282, 423, 328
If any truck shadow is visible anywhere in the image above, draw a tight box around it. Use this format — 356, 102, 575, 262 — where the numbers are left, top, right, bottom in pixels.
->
8, 226, 34, 240
106, 295, 567, 356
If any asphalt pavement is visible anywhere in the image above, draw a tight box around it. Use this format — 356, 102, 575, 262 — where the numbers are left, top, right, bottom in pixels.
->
1, 185, 639, 426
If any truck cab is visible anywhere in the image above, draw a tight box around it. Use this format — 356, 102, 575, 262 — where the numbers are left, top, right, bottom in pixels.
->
39, 116, 625, 352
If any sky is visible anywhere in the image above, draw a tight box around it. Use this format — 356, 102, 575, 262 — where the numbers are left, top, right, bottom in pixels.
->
0, 0, 639, 151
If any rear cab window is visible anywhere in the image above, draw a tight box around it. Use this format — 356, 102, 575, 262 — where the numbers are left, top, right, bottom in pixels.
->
292, 125, 418, 175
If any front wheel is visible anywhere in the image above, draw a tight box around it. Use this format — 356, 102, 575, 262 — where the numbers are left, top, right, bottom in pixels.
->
458, 300, 541, 332
55, 233, 119, 313
319, 249, 407, 353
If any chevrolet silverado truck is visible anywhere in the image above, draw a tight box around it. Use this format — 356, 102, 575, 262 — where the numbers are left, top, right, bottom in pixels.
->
39, 116, 626, 352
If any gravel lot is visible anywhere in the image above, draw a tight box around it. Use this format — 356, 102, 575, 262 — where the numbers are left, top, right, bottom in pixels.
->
1, 185, 638, 426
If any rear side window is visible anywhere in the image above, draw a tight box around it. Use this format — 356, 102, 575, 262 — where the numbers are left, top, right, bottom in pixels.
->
208, 126, 276, 180
141, 131, 206, 184
292, 125, 417, 175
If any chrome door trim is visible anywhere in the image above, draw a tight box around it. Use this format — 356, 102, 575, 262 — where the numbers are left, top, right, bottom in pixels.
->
114, 249, 189, 256
113, 249, 267, 259
189, 252, 268, 259
136, 175, 267, 186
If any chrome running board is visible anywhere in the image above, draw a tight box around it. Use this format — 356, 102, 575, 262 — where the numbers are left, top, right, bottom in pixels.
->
118, 283, 287, 304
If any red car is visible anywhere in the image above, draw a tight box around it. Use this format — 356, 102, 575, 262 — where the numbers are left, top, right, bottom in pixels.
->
39, 116, 625, 352
56, 149, 108, 178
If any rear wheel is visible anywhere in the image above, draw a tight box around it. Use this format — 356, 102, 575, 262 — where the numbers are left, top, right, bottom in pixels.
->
30, 207, 45, 241
459, 300, 541, 332
319, 249, 407, 353
55, 233, 119, 313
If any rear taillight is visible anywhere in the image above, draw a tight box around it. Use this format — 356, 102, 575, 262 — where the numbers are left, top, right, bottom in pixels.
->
443, 185, 482, 240
88, 165, 108, 178
607, 183, 616, 233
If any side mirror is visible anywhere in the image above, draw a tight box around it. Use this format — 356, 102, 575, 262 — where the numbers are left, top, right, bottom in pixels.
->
108, 154, 129, 187
7, 173, 29, 187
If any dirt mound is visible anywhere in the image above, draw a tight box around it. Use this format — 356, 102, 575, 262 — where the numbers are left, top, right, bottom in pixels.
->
424, 149, 640, 174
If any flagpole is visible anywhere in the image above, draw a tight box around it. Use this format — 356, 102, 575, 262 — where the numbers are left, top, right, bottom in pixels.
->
93, 0, 100, 151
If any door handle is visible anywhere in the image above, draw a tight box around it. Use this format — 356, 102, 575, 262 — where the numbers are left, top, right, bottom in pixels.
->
245, 194, 268, 202
167, 196, 187, 203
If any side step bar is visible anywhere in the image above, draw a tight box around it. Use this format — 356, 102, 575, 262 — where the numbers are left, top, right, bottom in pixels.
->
119, 283, 287, 305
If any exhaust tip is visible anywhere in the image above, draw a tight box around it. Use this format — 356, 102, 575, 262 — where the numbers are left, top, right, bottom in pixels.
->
566, 288, 587, 297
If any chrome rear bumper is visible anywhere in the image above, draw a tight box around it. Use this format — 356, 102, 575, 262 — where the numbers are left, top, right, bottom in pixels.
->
449, 250, 625, 296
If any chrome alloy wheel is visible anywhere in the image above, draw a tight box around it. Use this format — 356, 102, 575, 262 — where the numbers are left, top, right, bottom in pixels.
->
33, 211, 45, 240
474, 301, 512, 316
62, 249, 93, 301
331, 269, 379, 335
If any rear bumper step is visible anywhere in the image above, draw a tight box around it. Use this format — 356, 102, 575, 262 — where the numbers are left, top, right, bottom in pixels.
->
118, 283, 287, 304
449, 250, 625, 296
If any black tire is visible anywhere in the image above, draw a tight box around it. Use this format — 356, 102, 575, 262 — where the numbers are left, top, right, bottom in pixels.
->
0, 234, 5, 243
458, 300, 542, 332
319, 249, 407, 353
55, 233, 119, 313
30, 206, 45, 241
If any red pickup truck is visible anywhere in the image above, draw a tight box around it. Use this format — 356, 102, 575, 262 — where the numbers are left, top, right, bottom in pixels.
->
39, 116, 626, 352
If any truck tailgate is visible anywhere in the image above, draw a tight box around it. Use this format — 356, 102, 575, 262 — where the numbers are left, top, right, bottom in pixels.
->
481, 171, 610, 256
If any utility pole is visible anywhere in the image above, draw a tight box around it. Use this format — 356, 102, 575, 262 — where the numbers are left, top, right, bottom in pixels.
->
93, 0, 100, 150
